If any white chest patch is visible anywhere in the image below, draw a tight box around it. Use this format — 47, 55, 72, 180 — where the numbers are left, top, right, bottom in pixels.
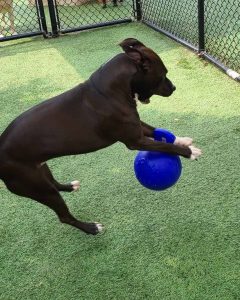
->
134, 93, 140, 104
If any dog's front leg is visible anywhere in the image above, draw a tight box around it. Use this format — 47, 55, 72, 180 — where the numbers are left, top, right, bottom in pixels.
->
141, 121, 194, 147
126, 136, 201, 160
141, 121, 155, 138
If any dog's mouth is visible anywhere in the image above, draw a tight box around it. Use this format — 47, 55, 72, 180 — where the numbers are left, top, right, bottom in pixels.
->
134, 93, 150, 104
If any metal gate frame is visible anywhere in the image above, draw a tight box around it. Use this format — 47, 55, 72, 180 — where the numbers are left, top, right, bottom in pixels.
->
47, 0, 139, 37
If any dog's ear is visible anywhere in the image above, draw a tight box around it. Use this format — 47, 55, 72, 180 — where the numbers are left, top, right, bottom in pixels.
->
119, 38, 146, 50
119, 38, 150, 71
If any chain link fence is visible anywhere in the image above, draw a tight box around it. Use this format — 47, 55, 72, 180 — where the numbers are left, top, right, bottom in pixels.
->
141, 0, 199, 48
141, 0, 240, 78
52, 0, 134, 34
0, 0, 135, 40
205, 0, 239, 73
0, 0, 47, 40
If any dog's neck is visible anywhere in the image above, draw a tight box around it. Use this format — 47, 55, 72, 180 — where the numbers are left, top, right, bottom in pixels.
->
89, 54, 138, 107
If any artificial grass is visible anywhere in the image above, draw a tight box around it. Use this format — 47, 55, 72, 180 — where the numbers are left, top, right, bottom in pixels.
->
0, 23, 240, 300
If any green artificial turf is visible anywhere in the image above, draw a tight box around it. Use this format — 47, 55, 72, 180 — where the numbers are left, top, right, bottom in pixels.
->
0, 23, 240, 300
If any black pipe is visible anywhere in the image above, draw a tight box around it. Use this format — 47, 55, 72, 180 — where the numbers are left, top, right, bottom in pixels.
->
198, 0, 205, 52
135, 0, 142, 21
60, 19, 132, 34
0, 32, 43, 42
36, 0, 48, 37
202, 53, 240, 82
48, 0, 59, 37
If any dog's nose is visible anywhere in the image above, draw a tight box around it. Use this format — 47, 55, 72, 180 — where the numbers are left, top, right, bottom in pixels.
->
172, 85, 176, 91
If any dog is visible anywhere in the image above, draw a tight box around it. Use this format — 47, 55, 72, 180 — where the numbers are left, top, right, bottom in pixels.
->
0, 38, 202, 235
0, 0, 16, 37
101, 0, 123, 9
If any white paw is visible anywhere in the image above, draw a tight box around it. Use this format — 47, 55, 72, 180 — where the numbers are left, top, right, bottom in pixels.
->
175, 136, 193, 146
71, 180, 80, 191
95, 223, 104, 233
189, 146, 202, 160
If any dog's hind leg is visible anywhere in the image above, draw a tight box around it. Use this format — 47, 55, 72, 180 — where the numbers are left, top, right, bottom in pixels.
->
4, 163, 103, 235
40, 163, 80, 192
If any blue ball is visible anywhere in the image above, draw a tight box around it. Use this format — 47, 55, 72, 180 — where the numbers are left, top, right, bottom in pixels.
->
134, 128, 182, 190
134, 145, 182, 191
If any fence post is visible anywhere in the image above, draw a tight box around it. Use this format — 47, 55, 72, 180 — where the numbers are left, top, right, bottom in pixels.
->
48, 0, 59, 37
135, 0, 142, 21
198, 0, 205, 53
36, 0, 48, 37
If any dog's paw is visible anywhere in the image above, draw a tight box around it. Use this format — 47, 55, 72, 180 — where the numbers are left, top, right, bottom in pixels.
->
95, 223, 104, 233
85, 223, 104, 235
175, 137, 193, 147
71, 180, 80, 191
189, 146, 202, 160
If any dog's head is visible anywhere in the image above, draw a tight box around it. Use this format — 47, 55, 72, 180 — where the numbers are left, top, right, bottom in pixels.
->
119, 38, 176, 104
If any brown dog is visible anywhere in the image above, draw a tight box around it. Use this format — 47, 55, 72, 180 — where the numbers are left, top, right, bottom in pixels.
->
101, 0, 123, 8
0, 0, 15, 37
0, 38, 201, 235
